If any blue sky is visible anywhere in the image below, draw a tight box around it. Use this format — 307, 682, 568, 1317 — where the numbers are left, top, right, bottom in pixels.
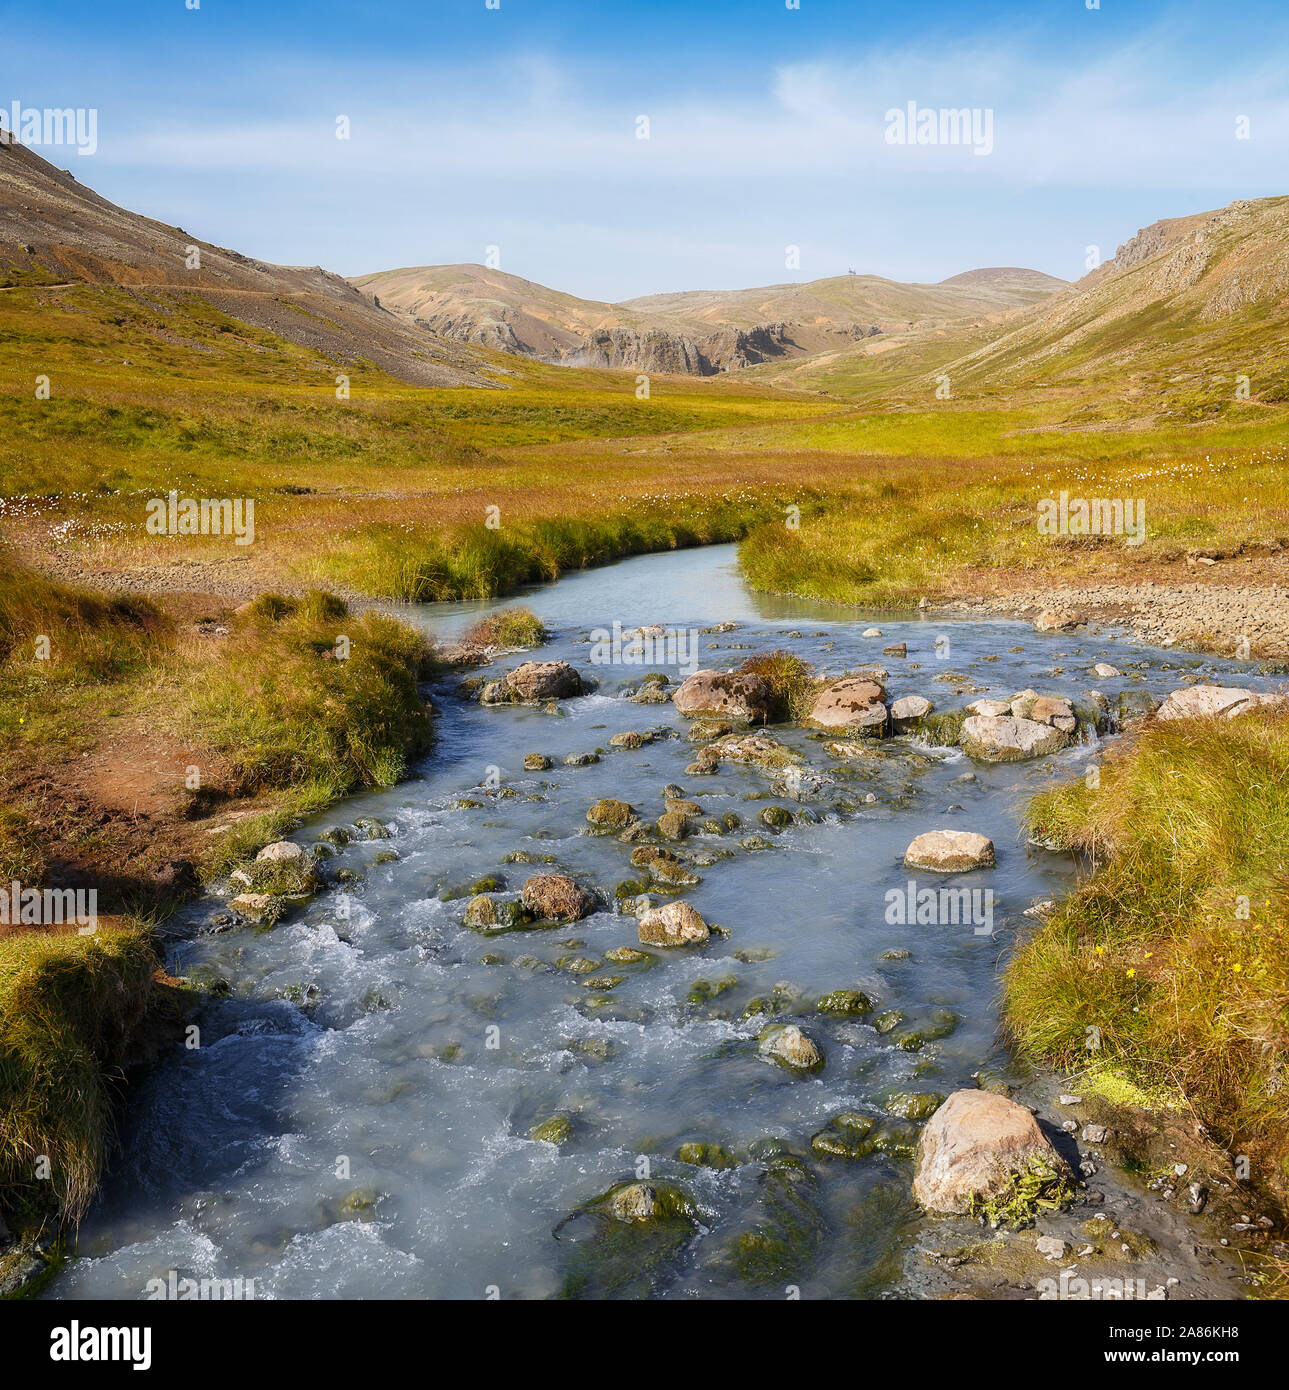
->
5, 0, 1287, 298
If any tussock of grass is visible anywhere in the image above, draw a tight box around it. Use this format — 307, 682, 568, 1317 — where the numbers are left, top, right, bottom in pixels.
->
738, 650, 820, 723
189, 593, 434, 798
461, 606, 547, 651
1006, 710, 1289, 1198
0, 927, 166, 1223
0, 546, 169, 680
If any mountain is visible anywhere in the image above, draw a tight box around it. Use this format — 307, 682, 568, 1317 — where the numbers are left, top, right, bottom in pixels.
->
0, 138, 489, 387
941, 197, 1289, 398
349, 263, 1066, 377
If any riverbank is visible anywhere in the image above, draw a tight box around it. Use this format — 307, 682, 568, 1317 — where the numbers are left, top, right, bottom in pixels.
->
1005, 706, 1289, 1294
0, 553, 452, 1280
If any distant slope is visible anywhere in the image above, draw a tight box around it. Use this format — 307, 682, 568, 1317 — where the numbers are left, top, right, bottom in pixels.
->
350, 262, 1065, 377
942, 197, 1289, 401
0, 139, 490, 387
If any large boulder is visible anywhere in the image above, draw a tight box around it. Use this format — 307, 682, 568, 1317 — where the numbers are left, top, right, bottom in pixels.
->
904, 830, 995, 872
672, 669, 773, 723
484, 661, 583, 704
637, 900, 710, 946
912, 1090, 1071, 1214
520, 873, 596, 922
806, 677, 888, 737
1157, 684, 1287, 721
960, 714, 1070, 762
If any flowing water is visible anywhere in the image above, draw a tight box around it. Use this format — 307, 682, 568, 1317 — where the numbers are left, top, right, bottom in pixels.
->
50, 545, 1276, 1300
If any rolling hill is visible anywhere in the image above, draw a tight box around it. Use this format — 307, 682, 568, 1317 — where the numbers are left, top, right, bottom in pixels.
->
0, 138, 491, 387
349, 262, 1066, 377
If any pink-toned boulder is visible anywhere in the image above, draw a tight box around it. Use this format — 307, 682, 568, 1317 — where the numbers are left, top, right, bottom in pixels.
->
913, 1089, 1071, 1214
1157, 684, 1287, 721
806, 677, 888, 736
672, 669, 773, 723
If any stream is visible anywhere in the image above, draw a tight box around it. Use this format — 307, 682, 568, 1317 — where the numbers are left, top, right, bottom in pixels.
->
49, 544, 1275, 1300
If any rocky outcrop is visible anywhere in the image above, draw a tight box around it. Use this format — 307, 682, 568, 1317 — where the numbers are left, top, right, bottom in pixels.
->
805, 678, 888, 736
912, 1090, 1071, 1214
960, 714, 1070, 761
904, 830, 996, 872
672, 669, 773, 723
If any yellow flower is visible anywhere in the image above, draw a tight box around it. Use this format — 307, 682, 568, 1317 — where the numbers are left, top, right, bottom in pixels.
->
1094, 945, 1104, 955
1232, 963, 1242, 974
1126, 968, 1136, 978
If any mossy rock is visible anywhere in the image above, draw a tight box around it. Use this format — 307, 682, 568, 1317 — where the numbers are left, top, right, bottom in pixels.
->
815, 989, 873, 1017
917, 709, 968, 747
352, 817, 390, 840
523, 753, 552, 771
604, 945, 653, 964
686, 975, 738, 1005
759, 806, 793, 829
531, 1115, 573, 1146
676, 1142, 738, 1170
811, 1112, 877, 1160
587, 798, 637, 831
883, 1090, 945, 1120
656, 810, 690, 841
872, 1009, 906, 1035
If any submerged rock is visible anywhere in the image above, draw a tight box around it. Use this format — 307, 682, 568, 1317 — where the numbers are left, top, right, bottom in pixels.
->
904, 829, 996, 872
630, 845, 702, 888
912, 1089, 1072, 1215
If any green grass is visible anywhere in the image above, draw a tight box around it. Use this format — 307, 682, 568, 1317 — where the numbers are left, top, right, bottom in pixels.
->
187, 592, 435, 798
461, 606, 547, 650
737, 650, 821, 723
1005, 710, 1289, 1200
0, 927, 174, 1223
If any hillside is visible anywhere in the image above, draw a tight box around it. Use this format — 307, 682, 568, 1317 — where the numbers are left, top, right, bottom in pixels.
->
942, 196, 1289, 407
0, 139, 491, 387
349, 262, 1065, 377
